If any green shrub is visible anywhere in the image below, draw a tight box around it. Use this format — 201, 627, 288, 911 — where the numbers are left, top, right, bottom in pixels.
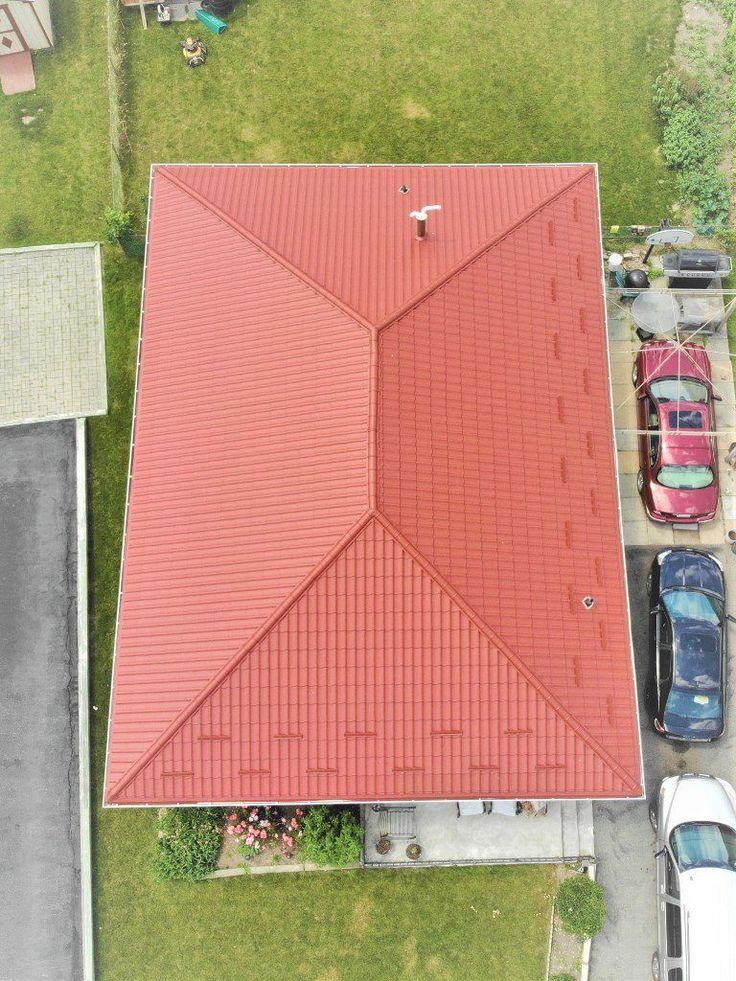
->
678, 168, 730, 228
153, 808, 222, 882
299, 806, 363, 867
556, 875, 607, 940
661, 104, 712, 170
103, 206, 134, 244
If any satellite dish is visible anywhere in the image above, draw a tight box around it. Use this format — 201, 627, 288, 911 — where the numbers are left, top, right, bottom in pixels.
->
631, 291, 679, 337
644, 228, 694, 247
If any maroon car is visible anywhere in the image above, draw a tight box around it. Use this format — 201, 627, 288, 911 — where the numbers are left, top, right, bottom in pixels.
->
633, 341, 719, 524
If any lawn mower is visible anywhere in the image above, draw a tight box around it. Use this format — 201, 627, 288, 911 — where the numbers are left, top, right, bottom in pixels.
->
181, 36, 208, 68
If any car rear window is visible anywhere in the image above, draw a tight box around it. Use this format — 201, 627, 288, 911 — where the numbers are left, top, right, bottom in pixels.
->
658, 466, 714, 490
668, 410, 704, 430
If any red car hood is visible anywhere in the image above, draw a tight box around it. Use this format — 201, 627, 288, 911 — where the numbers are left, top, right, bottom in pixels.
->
640, 341, 712, 385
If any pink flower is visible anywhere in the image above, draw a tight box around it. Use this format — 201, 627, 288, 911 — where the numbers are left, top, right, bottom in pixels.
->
260, 829, 267, 839
245, 834, 255, 846
226, 826, 234, 835
296, 808, 304, 816
283, 834, 294, 849
290, 818, 298, 829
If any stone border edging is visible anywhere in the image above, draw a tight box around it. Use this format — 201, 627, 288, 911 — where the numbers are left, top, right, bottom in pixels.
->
579, 865, 595, 981
76, 418, 95, 981
206, 861, 361, 879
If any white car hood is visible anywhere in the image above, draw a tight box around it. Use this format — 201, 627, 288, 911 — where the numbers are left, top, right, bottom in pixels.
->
663, 776, 736, 837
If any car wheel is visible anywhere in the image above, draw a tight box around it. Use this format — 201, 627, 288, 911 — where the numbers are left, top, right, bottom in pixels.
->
632, 362, 639, 387
651, 951, 661, 981
637, 471, 645, 494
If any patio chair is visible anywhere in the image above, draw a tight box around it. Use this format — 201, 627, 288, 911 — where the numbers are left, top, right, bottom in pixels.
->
372, 804, 417, 840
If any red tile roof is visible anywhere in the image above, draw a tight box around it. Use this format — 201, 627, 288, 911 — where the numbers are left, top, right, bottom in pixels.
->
105, 164, 643, 805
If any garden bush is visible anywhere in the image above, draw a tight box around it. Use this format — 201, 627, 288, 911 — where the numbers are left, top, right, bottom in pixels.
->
103, 206, 134, 244
652, 19, 731, 229
299, 806, 363, 867
556, 874, 607, 940
153, 808, 222, 882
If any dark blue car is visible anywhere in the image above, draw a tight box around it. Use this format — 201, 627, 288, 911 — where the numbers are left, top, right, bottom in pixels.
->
648, 549, 729, 741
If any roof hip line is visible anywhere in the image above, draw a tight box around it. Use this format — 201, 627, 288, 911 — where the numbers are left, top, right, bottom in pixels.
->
107, 507, 377, 802
371, 510, 641, 793
376, 166, 594, 332
158, 166, 374, 334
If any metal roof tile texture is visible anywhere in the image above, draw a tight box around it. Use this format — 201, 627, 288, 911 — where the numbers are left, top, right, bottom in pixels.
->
378, 172, 640, 779
106, 175, 371, 793
162, 164, 585, 325
105, 164, 642, 804
114, 517, 635, 804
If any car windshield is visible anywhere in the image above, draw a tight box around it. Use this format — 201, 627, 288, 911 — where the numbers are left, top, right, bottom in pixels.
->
662, 590, 723, 625
670, 823, 736, 872
658, 466, 714, 490
650, 378, 709, 403
666, 687, 722, 720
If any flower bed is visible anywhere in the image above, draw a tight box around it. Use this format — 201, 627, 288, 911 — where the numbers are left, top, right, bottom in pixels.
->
217, 806, 306, 869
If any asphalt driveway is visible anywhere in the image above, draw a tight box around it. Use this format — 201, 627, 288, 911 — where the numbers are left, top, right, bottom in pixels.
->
591, 542, 736, 981
0, 422, 81, 981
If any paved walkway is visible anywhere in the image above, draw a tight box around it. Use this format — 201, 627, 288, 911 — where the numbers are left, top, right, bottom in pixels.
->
591, 296, 736, 981
0, 243, 107, 427
0, 422, 81, 981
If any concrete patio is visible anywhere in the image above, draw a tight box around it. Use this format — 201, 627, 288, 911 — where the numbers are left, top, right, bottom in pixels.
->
362, 801, 594, 868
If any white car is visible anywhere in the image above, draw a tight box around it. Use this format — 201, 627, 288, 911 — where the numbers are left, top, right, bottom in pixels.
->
651, 774, 736, 980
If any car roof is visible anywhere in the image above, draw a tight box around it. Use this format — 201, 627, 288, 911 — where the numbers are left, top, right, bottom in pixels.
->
660, 551, 724, 596
673, 622, 721, 689
657, 402, 713, 467
682, 869, 736, 980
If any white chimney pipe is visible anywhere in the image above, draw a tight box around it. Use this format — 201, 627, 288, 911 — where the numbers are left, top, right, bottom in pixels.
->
410, 204, 442, 240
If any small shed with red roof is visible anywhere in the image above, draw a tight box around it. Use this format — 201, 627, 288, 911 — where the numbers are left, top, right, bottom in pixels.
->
104, 163, 643, 807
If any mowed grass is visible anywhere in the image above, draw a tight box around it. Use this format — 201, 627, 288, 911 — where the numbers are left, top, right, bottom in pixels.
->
97, 834, 556, 981
0, 1, 688, 978
0, 0, 110, 246
122, 0, 681, 224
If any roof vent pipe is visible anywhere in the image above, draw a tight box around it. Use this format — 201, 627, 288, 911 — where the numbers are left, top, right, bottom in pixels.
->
410, 204, 442, 240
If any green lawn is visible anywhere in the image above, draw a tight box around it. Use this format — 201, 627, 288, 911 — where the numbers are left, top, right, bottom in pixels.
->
0, 1, 690, 978
0, 0, 110, 246
97, 836, 555, 980
122, 0, 681, 224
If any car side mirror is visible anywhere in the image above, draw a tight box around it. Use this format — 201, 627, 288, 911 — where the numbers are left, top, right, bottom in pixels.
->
651, 607, 660, 616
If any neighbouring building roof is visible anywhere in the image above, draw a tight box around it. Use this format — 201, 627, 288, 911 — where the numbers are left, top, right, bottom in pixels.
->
104, 164, 643, 806
0, 243, 107, 427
